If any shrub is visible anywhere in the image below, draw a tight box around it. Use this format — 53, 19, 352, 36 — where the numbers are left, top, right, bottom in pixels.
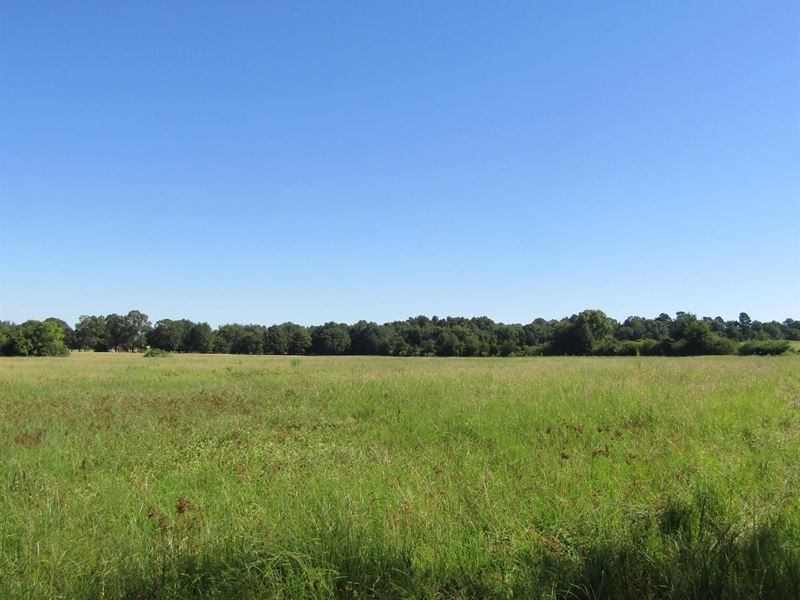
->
143, 348, 172, 358
638, 339, 667, 356
615, 340, 641, 356
0, 321, 69, 356
591, 336, 620, 356
701, 334, 737, 355
739, 340, 790, 356
524, 344, 548, 356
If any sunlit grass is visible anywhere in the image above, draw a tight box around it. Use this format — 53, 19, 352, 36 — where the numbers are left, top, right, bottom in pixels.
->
1, 354, 798, 598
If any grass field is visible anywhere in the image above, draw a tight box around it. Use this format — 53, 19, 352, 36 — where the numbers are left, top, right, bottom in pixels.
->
1, 354, 799, 599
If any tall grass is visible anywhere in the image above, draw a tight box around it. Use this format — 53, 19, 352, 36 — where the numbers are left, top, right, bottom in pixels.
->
1, 354, 798, 598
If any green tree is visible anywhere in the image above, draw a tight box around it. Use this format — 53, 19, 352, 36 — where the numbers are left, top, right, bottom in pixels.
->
739, 312, 752, 331
105, 314, 130, 351
213, 324, 241, 353
2, 324, 32, 356
523, 318, 555, 346
106, 311, 151, 351
0, 322, 14, 355
265, 324, 290, 354
1, 320, 69, 356
75, 315, 109, 351
579, 309, 614, 340
435, 329, 463, 356
148, 319, 189, 351
349, 321, 384, 355
671, 313, 734, 355
232, 325, 265, 354
184, 323, 213, 353
783, 319, 800, 341
551, 310, 614, 355
28, 320, 69, 356
284, 323, 312, 355
311, 322, 350, 355
44, 318, 76, 349
126, 310, 152, 350
495, 324, 524, 356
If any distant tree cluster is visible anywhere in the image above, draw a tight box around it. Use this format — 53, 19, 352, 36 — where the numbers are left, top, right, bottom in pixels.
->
1, 310, 797, 357
0, 319, 71, 357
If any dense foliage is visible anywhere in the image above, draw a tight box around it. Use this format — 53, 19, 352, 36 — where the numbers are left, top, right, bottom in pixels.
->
738, 339, 792, 356
0, 319, 70, 357
1, 310, 797, 357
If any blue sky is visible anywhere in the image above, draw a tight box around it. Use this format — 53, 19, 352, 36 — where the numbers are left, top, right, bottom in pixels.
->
1, 1, 798, 327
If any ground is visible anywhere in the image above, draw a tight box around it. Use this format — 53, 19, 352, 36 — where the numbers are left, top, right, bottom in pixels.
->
1, 353, 798, 598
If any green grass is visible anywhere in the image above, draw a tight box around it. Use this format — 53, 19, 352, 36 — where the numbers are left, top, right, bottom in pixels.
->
1, 354, 799, 599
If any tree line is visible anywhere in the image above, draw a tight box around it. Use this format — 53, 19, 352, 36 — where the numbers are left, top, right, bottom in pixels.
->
1, 310, 797, 357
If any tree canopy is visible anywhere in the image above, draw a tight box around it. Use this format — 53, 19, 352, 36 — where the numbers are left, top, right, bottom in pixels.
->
2, 309, 797, 357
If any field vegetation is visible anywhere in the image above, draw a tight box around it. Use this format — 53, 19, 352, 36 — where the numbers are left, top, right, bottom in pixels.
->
1, 353, 799, 598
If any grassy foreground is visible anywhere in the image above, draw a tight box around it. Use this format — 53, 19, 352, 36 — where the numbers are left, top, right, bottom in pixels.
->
1, 354, 799, 599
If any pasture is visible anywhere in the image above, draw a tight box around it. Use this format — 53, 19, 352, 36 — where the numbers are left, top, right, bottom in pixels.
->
1, 354, 798, 598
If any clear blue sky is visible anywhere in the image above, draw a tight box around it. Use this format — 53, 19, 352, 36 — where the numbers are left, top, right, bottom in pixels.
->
1, 1, 798, 327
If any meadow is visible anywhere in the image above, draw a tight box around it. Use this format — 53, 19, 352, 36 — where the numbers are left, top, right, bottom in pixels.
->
1, 353, 798, 599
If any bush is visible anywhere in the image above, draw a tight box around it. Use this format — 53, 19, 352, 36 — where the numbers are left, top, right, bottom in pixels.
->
0, 321, 69, 356
524, 344, 548, 356
637, 339, 665, 356
591, 336, 620, 356
739, 340, 790, 356
671, 332, 736, 356
615, 340, 641, 356
701, 334, 737, 355
143, 348, 172, 358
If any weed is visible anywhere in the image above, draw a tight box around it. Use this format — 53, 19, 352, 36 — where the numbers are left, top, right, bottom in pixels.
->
0, 353, 798, 598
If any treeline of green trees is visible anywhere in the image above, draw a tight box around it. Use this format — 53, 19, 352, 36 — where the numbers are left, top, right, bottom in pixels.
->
1, 310, 798, 357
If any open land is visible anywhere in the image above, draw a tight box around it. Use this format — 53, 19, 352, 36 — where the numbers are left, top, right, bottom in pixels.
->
1, 353, 799, 598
